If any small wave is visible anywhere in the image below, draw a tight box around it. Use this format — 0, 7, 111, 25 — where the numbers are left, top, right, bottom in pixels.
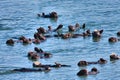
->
0, 65, 27, 75
0, 69, 17, 75
0, 26, 12, 30
0, 18, 21, 22
0, 66, 22, 69
0, 23, 6, 26
0, 19, 13, 21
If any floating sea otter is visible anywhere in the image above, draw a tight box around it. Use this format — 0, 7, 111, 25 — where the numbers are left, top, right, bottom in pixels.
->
60, 29, 91, 39
28, 47, 52, 60
34, 24, 63, 38
28, 51, 52, 60
6, 36, 32, 45
34, 47, 52, 58
17, 36, 33, 44
108, 37, 119, 43
72, 29, 91, 38
77, 67, 99, 76
68, 23, 86, 32
6, 36, 44, 45
77, 58, 107, 66
37, 11, 58, 18
34, 32, 46, 41
110, 53, 120, 60
12, 67, 51, 72
68, 23, 80, 32
92, 29, 103, 42
28, 51, 40, 60
33, 61, 71, 68
6, 39, 14, 45
37, 27, 46, 34
92, 29, 103, 38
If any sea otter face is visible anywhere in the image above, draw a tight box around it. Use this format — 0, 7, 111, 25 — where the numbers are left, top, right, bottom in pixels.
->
110, 53, 120, 60
77, 69, 88, 76
92, 29, 103, 38
98, 58, 107, 64
68, 25, 75, 32
50, 12, 58, 18
37, 27, 46, 34
108, 37, 118, 42
77, 61, 88, 66
6, 39, 14, 45
28, 51, 39, 60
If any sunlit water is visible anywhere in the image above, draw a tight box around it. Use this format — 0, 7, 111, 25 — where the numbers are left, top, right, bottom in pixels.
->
0, 0, 120, 80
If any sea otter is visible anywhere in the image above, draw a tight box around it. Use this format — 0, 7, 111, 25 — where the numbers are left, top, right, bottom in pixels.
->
38, 11, 58, 18
77, 58, 107, 66
33, 61, 71, 68
77, 67, 99, 76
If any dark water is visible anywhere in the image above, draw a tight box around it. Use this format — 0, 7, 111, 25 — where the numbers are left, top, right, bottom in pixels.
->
0, 0, 120, 80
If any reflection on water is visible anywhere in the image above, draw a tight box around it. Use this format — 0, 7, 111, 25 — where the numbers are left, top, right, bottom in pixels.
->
92, 37, 101, 42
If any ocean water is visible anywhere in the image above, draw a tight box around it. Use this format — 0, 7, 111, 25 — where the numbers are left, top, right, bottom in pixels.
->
0, 0, 120, 80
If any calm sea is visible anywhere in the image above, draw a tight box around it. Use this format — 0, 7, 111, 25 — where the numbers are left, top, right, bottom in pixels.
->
0, 0, 120, 80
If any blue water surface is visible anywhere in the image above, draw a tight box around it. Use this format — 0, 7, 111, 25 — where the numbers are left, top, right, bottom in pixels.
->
0, 0, 120, 80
